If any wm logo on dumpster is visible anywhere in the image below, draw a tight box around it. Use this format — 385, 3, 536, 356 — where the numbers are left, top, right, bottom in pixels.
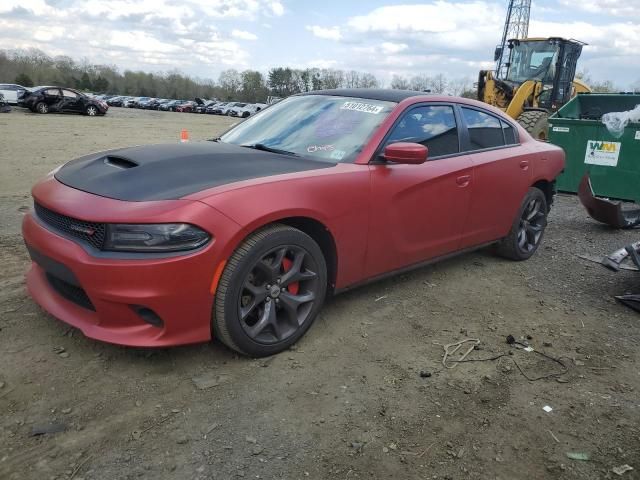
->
584, 140, 621, 167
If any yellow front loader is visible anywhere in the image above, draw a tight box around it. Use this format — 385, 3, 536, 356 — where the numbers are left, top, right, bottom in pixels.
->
478, 37, 590, 139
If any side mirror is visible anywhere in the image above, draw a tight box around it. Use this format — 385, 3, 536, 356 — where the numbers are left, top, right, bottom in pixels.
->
383, 142, 428, 165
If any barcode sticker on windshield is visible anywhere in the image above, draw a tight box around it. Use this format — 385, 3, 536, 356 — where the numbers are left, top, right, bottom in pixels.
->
340, 101, 384, 114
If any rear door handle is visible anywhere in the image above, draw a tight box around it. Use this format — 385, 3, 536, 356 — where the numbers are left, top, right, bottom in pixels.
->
456, 175, 471, 187
519, 160, 530, 170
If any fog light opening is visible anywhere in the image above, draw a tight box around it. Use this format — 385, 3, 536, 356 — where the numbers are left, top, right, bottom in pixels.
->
132, 306, 164, 328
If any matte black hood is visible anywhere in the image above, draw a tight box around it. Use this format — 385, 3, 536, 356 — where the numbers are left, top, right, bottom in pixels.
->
55, 142, 335, 201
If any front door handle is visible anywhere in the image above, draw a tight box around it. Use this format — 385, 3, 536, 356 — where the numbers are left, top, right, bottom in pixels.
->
456, 175, 471, 187
519, 160, 530, 170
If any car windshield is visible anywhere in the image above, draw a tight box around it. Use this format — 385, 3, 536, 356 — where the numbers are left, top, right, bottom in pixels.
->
220, 95, 395, 162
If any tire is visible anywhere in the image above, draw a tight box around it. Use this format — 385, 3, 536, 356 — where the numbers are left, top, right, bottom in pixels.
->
86, 105, 98, 116
214, 224, 327, 357
517, 110, 549, 141
35, 102, 48, 114
496, 187, 548, 261
242, 112, 250, 118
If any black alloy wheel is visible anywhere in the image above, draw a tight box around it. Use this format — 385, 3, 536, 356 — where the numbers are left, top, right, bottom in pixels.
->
517, 196, 546, 253
239, 245, 319, 344
214, 224, 327, 357
496, 187, 548, 261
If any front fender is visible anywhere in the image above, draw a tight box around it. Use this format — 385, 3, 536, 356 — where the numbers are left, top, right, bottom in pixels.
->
198, 166, 371, 288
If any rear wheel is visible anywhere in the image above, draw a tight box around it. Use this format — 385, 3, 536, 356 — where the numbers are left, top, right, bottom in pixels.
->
35, 102, 48, 114
214, 224, 327, 357
496, 187, 548, 261
517, 110, 549, 140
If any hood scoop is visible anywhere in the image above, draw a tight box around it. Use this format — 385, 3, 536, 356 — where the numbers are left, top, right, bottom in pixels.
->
54, 142, 335, 202
103, 156, 138, 169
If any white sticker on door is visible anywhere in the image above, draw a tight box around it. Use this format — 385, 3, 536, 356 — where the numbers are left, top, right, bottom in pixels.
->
553, 126, 570, 133
635, 130, 640, 140
584, 140, 621, 167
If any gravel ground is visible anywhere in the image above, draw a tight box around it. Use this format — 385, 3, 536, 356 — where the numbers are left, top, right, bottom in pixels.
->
0, 107, 638, 480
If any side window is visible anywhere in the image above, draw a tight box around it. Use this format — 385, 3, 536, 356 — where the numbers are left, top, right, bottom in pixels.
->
62, 89, 78, 98
501, 120, 517, 145
385, 105, 459, 158
45, 89, 61, 96
461, 108, 504, 150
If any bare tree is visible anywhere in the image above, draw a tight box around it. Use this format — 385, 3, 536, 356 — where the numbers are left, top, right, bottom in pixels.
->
390, 75, 410, 90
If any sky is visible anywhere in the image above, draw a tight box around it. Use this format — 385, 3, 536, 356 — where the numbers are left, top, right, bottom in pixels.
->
1, 0, 639, 88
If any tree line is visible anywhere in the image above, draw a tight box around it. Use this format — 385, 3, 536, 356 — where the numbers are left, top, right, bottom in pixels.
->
0, 48, 626, 103
0, 48, 479, 102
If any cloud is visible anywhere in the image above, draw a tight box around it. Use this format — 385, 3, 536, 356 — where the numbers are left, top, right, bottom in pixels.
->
232, 29, 258, 40
269, 1, 284, 16
559, 0, 640, 17
0, 0, 281, 73
381, 42, 408, 55
306, 25, 342, 41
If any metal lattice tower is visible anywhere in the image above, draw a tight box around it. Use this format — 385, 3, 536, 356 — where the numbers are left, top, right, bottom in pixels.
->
495, 0, 531, 78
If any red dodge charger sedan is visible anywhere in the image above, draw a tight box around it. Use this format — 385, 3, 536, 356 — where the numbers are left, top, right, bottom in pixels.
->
23, 89, 564, 356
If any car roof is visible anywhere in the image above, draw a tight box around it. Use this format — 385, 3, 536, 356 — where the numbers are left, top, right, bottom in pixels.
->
304, 88, 429, 103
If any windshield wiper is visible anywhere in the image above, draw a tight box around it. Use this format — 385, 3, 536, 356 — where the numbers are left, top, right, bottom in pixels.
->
241, 143, 300, 157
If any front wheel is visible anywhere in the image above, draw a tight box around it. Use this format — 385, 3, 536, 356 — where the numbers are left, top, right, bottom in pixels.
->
86, 105, 98, 116
496, 187, 548, 261
214, 224, 327, 357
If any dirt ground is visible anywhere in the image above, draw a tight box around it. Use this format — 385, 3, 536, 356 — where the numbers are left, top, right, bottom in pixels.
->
1, 107, 639, 480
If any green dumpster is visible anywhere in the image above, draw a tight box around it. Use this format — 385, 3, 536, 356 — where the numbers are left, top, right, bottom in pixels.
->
549, 93, 640, 203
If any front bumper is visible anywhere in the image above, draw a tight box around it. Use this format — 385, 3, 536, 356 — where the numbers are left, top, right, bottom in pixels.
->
22, 178, 240, 347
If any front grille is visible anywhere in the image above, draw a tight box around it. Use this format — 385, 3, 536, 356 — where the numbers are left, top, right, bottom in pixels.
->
34, 202, 106, 250
46, 273, 95, 311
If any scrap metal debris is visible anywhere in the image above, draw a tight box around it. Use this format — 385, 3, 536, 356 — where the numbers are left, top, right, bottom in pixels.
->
577, 241, 640, 272
579, 237, 640, 314
442, 338, 480, 369
615, 294, 640, 313
612, 464, 634, 476
440, 335, 568, 381
578, 173, 640, 229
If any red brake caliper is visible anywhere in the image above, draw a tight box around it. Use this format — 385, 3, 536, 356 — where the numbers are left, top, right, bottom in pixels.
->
281, 257, 299, 295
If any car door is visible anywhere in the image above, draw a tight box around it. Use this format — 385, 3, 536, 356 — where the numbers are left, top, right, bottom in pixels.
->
366, 104, 474, 278
60, 89, 82, 112
43, 88, 63, 109
456, 106, 533, 248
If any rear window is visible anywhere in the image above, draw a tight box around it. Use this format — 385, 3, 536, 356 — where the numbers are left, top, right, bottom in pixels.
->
461, 108, 504, 150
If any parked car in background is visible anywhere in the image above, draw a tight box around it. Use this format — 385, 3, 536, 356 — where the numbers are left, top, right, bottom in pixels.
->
0, 84, 29, 105
133, 97, 153, 108
176, 101, 197, 113
123, 97, 138, 108
23, 87, 108, 115
229, 103, 267, 118
195, 99, 216, 114
206, 102, 227, 114
160, 100, 184, 112
145, 99, 168, 110
107, 96, 127, 107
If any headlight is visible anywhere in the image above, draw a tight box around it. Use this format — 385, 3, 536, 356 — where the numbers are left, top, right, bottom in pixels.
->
103, 223, 210, 252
